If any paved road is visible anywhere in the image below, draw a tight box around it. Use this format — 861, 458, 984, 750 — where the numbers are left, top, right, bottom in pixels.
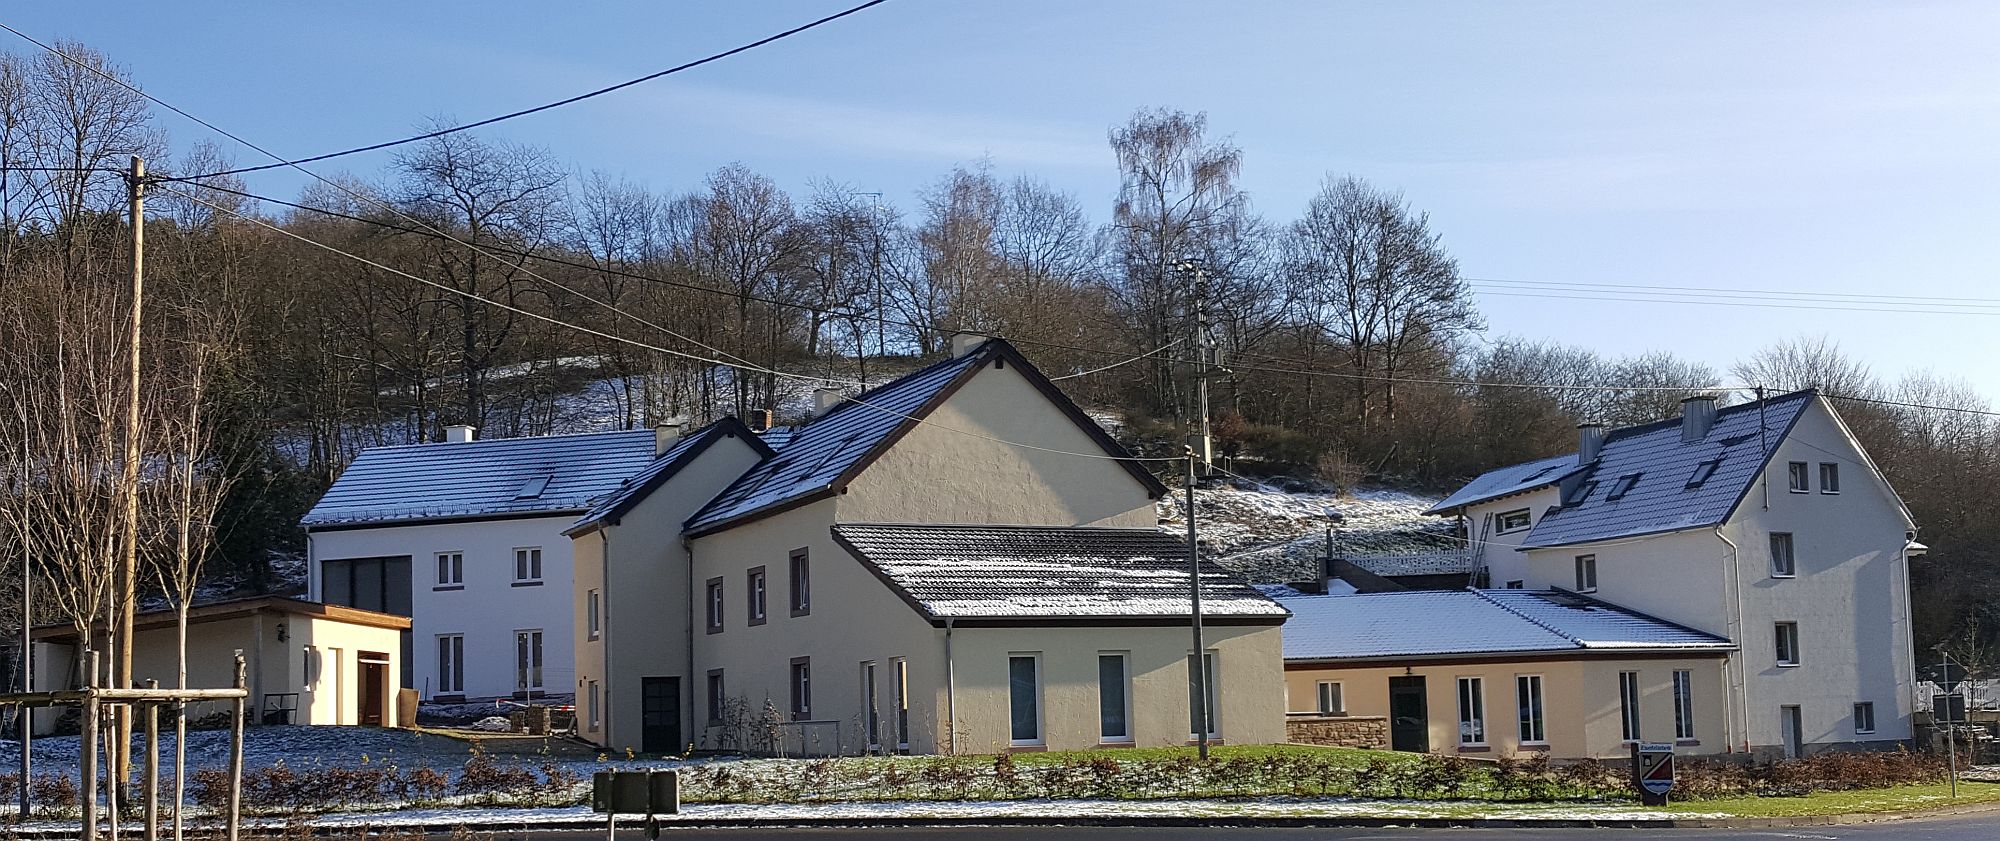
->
443, 813, 2000, 841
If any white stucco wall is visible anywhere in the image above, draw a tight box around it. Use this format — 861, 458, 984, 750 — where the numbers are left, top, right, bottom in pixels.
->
311, 515, 578, 700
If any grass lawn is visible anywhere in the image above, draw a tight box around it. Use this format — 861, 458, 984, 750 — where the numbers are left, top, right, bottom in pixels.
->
1665, 780, 2000, 818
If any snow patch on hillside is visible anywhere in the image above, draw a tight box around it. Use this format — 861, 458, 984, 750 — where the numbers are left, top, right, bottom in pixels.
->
1158, 481, 1462, 584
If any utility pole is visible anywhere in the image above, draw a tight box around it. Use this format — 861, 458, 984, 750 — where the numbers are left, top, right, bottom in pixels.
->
1185, 450, 1209, 760
1179, 260, 1214, 476
115, 154, 146, 795
16, 498, 27, 816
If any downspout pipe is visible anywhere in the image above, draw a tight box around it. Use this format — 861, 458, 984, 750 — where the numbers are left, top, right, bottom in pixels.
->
944, 618, 957, 756
1715, 526, 1749, 753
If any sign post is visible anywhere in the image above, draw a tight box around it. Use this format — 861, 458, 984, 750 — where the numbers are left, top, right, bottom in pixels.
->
1631, 742, 1675, 806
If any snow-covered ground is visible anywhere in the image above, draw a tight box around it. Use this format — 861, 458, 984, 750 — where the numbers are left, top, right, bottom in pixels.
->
1157, 481, 1460, 584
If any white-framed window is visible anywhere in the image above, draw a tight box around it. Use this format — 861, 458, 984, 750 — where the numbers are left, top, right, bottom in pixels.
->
1317, 681, 1345, 715
1820, 462, 1840, 494
1188, 651, 1220, 738
790, 657, 812, 720
437, 634, 464, 695
1516, 675, 1546, 744
705, 577, 724, 634
587, 589, 601, 640
1008, 653, 1042, 745
1457, 677, 1487, 746
1618, 670, 1642, 742
1575, 555, 1598, 593
303, 646, 320, 689
513, 547, 543, 584
1770, 532, 1796, 578
1787, 461, 1809, 493
706, 669, 726, 726
1854, 701, 1876, 734
435, 552, 463, 587
789, 549, 811, 616
587, 680, 601, 729
891, 658, 910, 750
1775, 622, 1801, 666
1099, 652, 1132, 743
1495, 509, 1532, 534
747, 566, 768, 625
861, 661, 881, 751
1673, 669, 1696, 740
515, 629, 543, 691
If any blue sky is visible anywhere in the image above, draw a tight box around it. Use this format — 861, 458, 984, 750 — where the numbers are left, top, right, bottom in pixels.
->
19, 1, 2000, 401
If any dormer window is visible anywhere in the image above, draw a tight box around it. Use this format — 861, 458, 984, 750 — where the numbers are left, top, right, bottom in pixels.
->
515, 475, 552, 499
1566, 480, 1598, 506
1495, 509, 1532, 534
1686, 458, 1721, 489
1606, 473, 1642, 501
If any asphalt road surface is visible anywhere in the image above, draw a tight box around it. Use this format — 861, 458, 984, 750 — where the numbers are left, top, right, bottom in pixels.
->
442, 814, 2000, 841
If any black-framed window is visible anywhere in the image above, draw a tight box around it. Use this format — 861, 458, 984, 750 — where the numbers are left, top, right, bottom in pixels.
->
321, 556, 411, 616
705, 577, 724, 634
790, 657, 812, 720
747, 566, 767, 626
1495, 509, 1532, 533
1618, 670, 1642, 742
789, 549, 811, 617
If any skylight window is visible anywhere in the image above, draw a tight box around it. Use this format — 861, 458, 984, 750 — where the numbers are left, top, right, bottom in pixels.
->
514, 475, 552, 499
1566, 480, 1598, 505
1686, 458, 1722, 489
1605, 473, 1642, 501
1521, 464, 1562, 483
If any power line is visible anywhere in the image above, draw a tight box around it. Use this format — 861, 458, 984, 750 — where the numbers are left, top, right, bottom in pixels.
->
1049, 338, 1185, 381
1470, 287, 2000, 318
1466, 276, 2000, 307
0, 2, 895, 183
163, 184, 1177, 465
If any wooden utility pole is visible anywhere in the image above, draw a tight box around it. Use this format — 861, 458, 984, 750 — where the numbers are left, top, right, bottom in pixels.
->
1185, 451, 1209, 761
114, 153, 146, 797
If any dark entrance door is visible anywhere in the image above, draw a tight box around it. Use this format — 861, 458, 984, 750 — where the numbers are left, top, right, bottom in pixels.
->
641, 677, 681, 755
1388, 676, 1429, 753
358, 653, 389, 726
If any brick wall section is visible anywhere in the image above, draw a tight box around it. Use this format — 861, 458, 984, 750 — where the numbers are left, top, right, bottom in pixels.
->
1287, 714, 1389, 749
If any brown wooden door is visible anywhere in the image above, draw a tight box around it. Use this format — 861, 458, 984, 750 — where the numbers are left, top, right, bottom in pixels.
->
359, 653, 389, 726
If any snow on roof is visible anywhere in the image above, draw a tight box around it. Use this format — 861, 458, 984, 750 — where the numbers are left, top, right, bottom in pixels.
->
1279, 588, 1731, 662
302, 429, 658, 528
565, 418, 774, 536
832, 523, 1289, 621
1424, 454, 1582, 515
1521, 391, 1814, 548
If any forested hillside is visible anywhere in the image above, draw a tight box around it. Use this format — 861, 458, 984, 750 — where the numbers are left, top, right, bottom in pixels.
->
2, 41, 1996, 663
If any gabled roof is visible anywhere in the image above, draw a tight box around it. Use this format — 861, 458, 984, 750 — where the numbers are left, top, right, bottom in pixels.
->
831, 523, 1289, 624
564, 417, 774, 537
1279, 588, 1732, 662
685, 340, 1167, 536
1520, 391, 1813, 548
1423, 454, 1582, 515
302, 429, 658, 529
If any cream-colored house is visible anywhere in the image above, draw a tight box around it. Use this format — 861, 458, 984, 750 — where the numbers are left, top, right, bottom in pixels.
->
1280, 589, 1733, 759
1427, 391, 1919, 759
34, 596, 410, 730
574, 336, 1289, 755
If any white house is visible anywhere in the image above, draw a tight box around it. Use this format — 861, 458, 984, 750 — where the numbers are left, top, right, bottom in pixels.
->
302, 427, 659, 701
1426, 391, 1919, 759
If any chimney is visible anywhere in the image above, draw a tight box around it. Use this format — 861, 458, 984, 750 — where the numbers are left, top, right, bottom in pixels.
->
653, 422, 683, 457
949, 332, 989, 358
747, 408, 773, 432
1577, 423, 1605, 464
1681, 395, 1717, 442
814, 387, 845, 416
443, 425, 476, 444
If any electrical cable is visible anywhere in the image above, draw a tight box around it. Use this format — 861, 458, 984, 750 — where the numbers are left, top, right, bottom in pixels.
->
1049, 338, 1185, 381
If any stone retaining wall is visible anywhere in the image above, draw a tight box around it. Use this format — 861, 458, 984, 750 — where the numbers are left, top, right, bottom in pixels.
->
1286, 714, 1389, 749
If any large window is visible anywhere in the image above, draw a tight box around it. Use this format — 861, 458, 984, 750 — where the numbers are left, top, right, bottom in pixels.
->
1819, 462, 1841, 494
1854, 701, 1876, 735
706, 669, 726, 726
1574, 555, 1598, 593
1787, 461, 1809, 493
1188, 652, 1219, 738
1098, 653, 1131, 743
891, 658, 910, 750
789, 549, 811, 616
1318, 681, 1345, 715
1457, 677, 1487, 746
435, 552, 463, 588
705, 578, 724, 634
1495, 509, 1532, 534
1770, 533, 1796, 577
1673, 669, 1696, 740
1516, 675, 1545, 744
586, 589, 601, 640
1618, 671, 1642, 742
436, 634, 464, 695
790, 657, 812, 720
747, 566, 768, 626
1009, 654, 1041, 745
862, 661, 881, 751
515, 629, 543, 692
1775, 622, 1801, 666
321, 556, 411, 616
513, 547, 543, 585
